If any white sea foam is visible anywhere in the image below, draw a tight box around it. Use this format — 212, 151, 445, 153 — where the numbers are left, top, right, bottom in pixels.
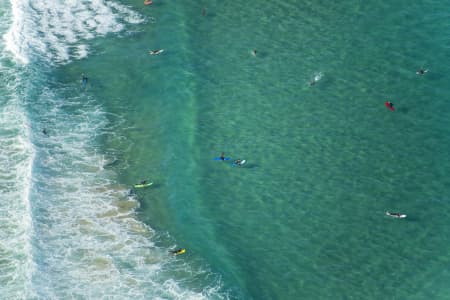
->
0, 65, 35, 299
26, 88, 223, 299
0, 5, 35, 298
4, 0, 145, 64
0, 1, 226, 298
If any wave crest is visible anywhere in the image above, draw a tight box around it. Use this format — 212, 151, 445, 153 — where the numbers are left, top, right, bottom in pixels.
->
3, 0, 144, 64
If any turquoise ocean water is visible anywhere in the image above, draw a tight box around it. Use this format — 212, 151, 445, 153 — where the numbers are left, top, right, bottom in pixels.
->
1, 1, 450, 299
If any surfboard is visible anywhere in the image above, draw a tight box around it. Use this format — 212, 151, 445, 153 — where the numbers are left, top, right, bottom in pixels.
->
385, 101, 394, 111
214, 157, 231, 161
386, 211, 406, 218
144, 0, 153, 5
134, 182, 153, 188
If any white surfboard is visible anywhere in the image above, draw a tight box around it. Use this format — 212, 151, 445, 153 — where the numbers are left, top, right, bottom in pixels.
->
386, 211, 406, 218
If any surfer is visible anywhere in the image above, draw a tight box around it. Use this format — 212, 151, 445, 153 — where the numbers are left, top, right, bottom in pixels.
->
251, 49, 257, 56
386, 211, 405, 218
144, 0, 153, 5
220, 152, 225, 161
387, 212, 401, 217
134, 180, 153, 188
42, 128, 48, 136
386, 101, 394, 109
234, 159, 243, 166
149, 49, 164, 55
416, 68, 428, 75
171, 248, 186, 255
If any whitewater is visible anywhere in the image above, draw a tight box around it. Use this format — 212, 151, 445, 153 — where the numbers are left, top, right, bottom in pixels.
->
0, 1, 224, 299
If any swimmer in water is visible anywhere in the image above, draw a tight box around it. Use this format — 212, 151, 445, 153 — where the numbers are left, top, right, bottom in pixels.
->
81, 74, 88, 86
309, 73, 322, 86
42, 128, 48, 136
416, 68, 428, 75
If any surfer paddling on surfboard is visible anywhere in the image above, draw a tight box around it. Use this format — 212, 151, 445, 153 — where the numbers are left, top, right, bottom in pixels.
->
385, 101, 394, 111
171, 248, 186, 255
386, 211, 406, 218
149, 49, 164, 55
213, 153, 231, 161
133, 180, 153, 188
233, 159, 246, 166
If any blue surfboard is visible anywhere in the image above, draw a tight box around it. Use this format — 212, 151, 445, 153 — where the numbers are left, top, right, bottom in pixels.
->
214, 157, 231, 161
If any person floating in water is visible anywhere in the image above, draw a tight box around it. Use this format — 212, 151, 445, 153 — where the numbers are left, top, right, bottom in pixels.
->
416, 68, 428, 75
309, 72, 323, 86
81, 74, 88, 86
42, 128, 48, 136
149, 49, 164, 55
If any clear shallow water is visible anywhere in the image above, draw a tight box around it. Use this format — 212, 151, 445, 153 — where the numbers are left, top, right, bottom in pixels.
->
1, 0, 450, 299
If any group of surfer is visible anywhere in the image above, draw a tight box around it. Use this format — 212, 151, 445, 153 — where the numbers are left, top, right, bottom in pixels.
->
386, 69, 428, 110
42, 74, 89, 136
131, 183, 187, 255
383, 68, 429, 218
